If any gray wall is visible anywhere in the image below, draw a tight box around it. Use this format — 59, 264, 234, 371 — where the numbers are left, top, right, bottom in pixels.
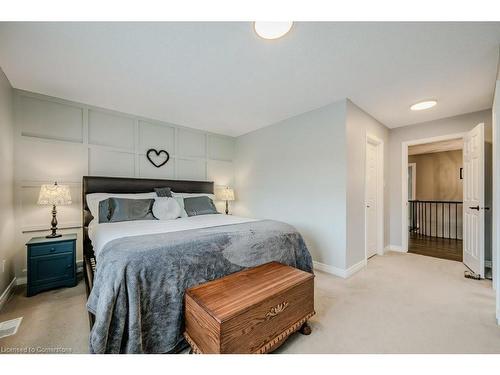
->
12, 90, 236, 281
345, 100, 390, 268
0, 68, 15, 297
408, 150, 463, 201
234, 100, 348, 269
388, 109, 492, 248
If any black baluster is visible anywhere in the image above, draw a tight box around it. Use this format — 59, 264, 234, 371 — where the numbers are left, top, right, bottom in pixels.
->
441, 203, 444, 238
428, 202, 431, 237
424, 202, 426, 237
448, 203, 451, 239
417, 202, 419, 236
426, 202, 428, 237
414, 201, 417, 233
435, 203, 437, 238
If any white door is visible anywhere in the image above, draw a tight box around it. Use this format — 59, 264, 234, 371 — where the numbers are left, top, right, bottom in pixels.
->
366, 141, 379, 258
463, 123, 485, 277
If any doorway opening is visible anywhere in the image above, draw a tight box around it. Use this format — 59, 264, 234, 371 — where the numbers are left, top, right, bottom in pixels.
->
402, 125, 493, 279
407, 138, 464, 262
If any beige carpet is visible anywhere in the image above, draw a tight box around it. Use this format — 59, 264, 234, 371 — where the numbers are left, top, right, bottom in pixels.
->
1, 251, 499, 354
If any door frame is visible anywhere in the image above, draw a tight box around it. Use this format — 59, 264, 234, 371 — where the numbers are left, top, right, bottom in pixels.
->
365, 134, 384, 260
401, 132, 466, 252
408, 163, 417, 200
493, 80, 500, 324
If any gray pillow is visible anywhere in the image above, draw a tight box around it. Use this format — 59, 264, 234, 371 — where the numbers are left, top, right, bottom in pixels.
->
99, 198, 157, 223
98, 199, 112, 223
154, 187, 172, 197
183, 196, 219, 217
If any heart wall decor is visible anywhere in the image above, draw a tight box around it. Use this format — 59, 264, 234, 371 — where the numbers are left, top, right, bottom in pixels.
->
146, 149, 170, 168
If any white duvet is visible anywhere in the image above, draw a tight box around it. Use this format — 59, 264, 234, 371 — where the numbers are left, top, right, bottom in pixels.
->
88, 214, 258, 256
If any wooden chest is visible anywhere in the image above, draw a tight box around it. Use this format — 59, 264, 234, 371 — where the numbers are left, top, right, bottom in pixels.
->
184, 262, 315, 354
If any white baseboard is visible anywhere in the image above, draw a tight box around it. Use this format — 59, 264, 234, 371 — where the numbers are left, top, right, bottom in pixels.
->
313, 261, 346, 278
385, 244, 406, 253
0, 277, 17, 312
346, 258, 367, 278
313, 258, 367, 279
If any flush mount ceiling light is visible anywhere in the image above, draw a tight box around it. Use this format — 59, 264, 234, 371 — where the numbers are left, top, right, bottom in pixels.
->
410, 100, 437, 111
254, 22, 293, 40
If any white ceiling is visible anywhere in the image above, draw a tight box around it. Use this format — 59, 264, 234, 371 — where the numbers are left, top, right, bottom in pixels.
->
0, 22, 499, 137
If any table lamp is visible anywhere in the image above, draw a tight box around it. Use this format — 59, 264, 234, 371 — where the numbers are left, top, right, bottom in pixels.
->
215, 187, 235, 215
37, 182, 72, 238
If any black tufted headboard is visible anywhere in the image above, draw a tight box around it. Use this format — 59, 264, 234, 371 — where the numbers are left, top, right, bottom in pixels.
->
82, 175, 214, 258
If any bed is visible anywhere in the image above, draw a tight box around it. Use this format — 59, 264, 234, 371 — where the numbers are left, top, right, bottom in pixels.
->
82, 176, 313, 354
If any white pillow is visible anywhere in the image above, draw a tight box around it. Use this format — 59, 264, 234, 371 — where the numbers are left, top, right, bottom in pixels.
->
171, 192, 216, 218
86, 192, 157, 222
152, 197, 181, 220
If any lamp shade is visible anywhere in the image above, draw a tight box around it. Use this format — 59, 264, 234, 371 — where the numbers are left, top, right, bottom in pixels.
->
215, 187, 235, 201
37, 183, 72, 206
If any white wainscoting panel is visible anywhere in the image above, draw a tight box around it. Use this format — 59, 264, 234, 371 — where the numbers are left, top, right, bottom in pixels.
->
88, 110, 135, 150
16, 137, 88, 182
139, 121, 175, 155
208, 135, 234, 161
138, 156, 175, 179
13, 89, 236, 281
176, 158, 207, 181
207, 160, 234, 187
177, 128, 206, 158
89, 148, 135, 177
17, 95, 83, 143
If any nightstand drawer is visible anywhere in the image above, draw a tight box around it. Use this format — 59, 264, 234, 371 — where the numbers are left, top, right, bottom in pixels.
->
29, 241, 74, 257
29, 253, 75, 286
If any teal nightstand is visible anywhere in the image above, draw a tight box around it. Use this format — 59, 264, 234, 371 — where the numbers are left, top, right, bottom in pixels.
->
26, 234, 77, 297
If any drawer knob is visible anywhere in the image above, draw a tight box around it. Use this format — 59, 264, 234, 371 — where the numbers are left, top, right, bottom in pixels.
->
265, 301, 289, 320
50, 248, 56, 252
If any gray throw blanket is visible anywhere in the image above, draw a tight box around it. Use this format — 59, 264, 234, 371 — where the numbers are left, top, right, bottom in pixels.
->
86, 219, 313, 354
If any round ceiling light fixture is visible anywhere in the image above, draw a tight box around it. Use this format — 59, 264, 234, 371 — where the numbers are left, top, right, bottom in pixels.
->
410, 100, 437, 111
254, 21, 293, 40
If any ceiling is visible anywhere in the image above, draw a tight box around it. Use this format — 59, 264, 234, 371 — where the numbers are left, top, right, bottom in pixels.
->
408, 138, 463, 156
0, 22, 499, 137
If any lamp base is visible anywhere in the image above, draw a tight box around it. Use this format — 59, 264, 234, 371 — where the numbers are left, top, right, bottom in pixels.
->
46, 205, 62, 238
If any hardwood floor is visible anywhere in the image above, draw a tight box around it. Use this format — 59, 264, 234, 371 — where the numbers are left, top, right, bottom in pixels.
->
408, 233, 463, 262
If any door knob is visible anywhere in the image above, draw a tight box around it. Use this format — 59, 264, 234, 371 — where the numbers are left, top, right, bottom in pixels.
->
469, 205, 480, 210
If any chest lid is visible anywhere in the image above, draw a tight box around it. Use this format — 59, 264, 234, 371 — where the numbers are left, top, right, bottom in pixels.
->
185, 262, 313, 323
